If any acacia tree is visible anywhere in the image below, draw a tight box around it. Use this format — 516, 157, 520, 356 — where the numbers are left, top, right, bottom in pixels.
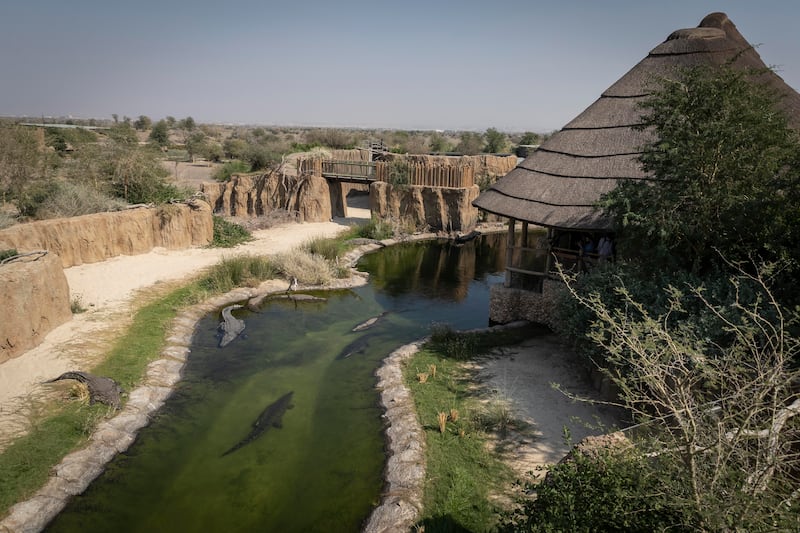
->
558, 264, 800, 531
484, 127, 507, 153
602, 65, 800, 275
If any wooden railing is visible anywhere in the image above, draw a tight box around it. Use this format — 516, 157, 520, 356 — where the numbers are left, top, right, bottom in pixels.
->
297, 158, 475, 188
375, 162, 474, 188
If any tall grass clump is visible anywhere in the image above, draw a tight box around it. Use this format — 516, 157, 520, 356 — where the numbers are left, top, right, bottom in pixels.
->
348, 217, 394, 241
302, 235, 347, 261
199, 255, 277, 293
210, 216, 253, 248
271, 249, 335, 285
34, 181, 127, 219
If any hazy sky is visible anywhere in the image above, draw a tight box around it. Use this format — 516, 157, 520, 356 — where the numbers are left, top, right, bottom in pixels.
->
1, 1, 798, 132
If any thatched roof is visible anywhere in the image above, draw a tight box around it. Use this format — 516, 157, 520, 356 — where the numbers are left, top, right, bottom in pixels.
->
474, 12, 800, 231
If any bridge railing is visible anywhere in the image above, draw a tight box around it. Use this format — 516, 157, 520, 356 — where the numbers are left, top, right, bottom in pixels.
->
376, 162, 474, 188
322, 160, 376, 180
298, 158, 475, 188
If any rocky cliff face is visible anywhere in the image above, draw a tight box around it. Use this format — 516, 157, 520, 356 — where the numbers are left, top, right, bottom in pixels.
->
201, 174, 333, 222
370, 182, 480, 232
0, 252, 71, 363
0, 202, 213, 268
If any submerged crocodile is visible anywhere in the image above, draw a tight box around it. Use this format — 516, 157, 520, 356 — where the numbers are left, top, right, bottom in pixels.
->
222, 391, 294, 456
351, 311, 389, 332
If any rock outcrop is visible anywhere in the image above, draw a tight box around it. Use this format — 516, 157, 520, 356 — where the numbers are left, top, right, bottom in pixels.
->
201, 174, 333, 222
370, 182, 480, 232
0, 252, 71, 363
0, 201, 214, 268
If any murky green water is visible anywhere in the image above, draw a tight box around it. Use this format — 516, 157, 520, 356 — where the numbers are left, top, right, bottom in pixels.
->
47, 235, 507, 532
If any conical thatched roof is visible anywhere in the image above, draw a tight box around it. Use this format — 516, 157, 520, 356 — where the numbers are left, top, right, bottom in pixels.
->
474, 12, 800, 231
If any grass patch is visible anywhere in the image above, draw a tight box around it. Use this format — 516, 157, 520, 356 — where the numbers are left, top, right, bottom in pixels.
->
302, 235, 349, 261
0, 402, 110, 514
346, 217, 395, 240
210, 216, 253, 248
198, 255, 278, 294
404, 323, 546, 531
0, 249, 18, 262
405, 348, 513, 532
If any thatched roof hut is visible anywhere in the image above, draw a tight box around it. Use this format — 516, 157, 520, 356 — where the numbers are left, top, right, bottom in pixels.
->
474, 12, 800, 232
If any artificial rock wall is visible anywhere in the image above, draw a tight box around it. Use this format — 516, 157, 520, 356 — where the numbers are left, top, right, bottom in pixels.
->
0, 202, 214, 268
200, 174, 333, 222
0, 252, 72, 363
370, 182, 480, 232
0, 203, 213, 362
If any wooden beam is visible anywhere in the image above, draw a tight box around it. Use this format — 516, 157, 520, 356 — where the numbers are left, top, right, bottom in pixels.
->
505, 218, 515, 287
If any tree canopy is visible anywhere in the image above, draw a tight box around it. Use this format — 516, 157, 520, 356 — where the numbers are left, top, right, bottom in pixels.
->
602, 65, 800, 275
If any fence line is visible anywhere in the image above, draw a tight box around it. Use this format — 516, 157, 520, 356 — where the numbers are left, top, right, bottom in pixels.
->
297, 158, 475, 188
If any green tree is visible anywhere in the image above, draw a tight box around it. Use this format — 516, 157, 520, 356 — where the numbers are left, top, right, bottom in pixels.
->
185, 131, 207, 162
133, 115, 152, 131
429, 132, 450, 153
515, 131, 541, 157
483, 127, 508, 153
0, 125, 54, 206
107, 122, 137, 144
602, 65, 800, 274
148, 120, 170, 147
455, 131, 484, 155
178, 116, 196, 132
223, 138, 248, 160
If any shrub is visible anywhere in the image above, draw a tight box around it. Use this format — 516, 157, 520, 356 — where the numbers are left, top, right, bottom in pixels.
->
210, 216, 253, 248
199, 255, 277, 293
348, 218, 394, 240
212, 160, 252, 182
271, 249, 335, 285
32, 181, 127, 219
302, 236, 347, 261
501, 448, 686, 532
0, 249, 18, 262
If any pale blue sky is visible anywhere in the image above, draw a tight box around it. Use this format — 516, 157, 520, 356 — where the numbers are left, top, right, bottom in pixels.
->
1, 1, 798, 131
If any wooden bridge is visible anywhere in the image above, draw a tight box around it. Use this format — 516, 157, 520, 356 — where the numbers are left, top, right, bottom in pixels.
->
298, 159, 475, 188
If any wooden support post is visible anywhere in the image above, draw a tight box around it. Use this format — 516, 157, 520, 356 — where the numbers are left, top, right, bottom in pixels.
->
505, 218, 516, 287
521, 221, 529, 248
545, 227, 554, 276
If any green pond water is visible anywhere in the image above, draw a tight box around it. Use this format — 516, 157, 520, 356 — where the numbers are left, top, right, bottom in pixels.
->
46, 235, 507, 532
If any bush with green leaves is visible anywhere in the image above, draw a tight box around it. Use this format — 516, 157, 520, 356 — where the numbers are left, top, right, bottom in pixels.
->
212, 160, 252, 182
210, 216, 252, 248
502, 448, 687, 532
